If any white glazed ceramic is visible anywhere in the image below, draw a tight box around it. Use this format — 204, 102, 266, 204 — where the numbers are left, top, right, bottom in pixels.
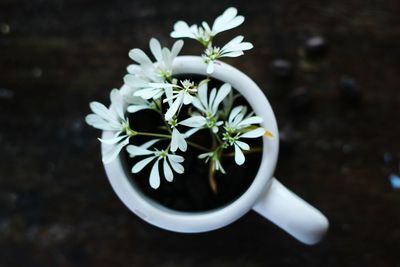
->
102, 56, 329, 245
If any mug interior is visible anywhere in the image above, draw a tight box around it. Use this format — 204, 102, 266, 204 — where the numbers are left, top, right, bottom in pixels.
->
102, 56, 279, 232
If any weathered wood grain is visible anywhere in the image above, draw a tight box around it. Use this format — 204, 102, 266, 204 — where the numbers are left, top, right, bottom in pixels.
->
1, 0, 400, 266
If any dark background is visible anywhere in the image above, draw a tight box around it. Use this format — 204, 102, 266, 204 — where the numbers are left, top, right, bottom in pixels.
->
1, 0, 400, 266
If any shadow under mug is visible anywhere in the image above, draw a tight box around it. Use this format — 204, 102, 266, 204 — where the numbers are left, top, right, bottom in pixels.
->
102, 56, 329, 245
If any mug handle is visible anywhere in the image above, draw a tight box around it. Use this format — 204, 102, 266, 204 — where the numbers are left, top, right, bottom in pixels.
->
252, 177, 329, 245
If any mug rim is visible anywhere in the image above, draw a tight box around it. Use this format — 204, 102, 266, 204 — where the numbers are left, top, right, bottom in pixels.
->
102, 55, 280, 232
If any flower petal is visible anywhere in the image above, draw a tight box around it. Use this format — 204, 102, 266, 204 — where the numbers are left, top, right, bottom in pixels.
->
168, 159, 184, 174
167, 154, 184, 163
202, 21, 211, 33
235, 140, 250, 150
198, 152, 212, 159
127, 105, 149, 113
221, 36, 253, 54
192, 97, 206, 113
240, 127, 266, 138
149, 38, 163, 62
212, 7, 244, 35
140, 139, 159, 149
212, 83, 231, 113
183, 93, 193, 105
206, 61, 214, 74
237, 116, 263, 127
208, 88, 217, 109
179, 116, 206, 127
171, 40, 184, 59
110, 89, 125, 120
148, 82, 178, 89
165, 93, 183, 121
170, 21, 197, 39
232, 111, 245, 126
220, 51, 244, 58
102, 138, 130, 164
215, 160, 226, 174
197, 82, 208, 109
89, 102, 118, 123
123, 74, 150, 88
126, 145, 154, 157
131, 156, 156, 173
171, 128, 187, 152
98, 134, 127, 145
161, 47, 172, 69
149, 160, 161, 189
134, 88, 162, 100
228, 105, 244, 123
129, 48, 152, 65
234, 144, 245, 165
163, 158, 174, 182
85, 114, 120, 131
126, 64, 141, 75
170, 129, 178, 152
220, 35, 243, 50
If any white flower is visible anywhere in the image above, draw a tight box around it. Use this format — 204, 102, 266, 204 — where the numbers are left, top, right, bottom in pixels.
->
127, 142, 185, 189
219, 35, 253, 57
224, 105, 263, 132
209, 7, 245, 36
126, 38, 183, 82
163, 79, 198, 121
85, 89, 133, 164
149, 38, 184, 79
165, 116, 188, 153
170, 7, 244, 46
170, 22, 211, 46
203, 36, 253, 74
180, 82, 231, 135
198, 151, 226, 174
223, 106, 265, 165
124, 38, 183, 99
170, 127, 187, 152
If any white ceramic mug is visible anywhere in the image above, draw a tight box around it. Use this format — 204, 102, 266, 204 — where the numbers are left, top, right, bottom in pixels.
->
102, 56, 329, 245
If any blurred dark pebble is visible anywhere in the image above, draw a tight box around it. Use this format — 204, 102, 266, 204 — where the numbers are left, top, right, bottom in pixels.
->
271, 59, 293, 79
339, 75, 362, 105
383, 152, 393, 165
305, 36, 329, 60
288, 87, 313, 116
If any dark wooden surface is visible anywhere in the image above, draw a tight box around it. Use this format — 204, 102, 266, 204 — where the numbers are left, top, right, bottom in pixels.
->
1, 0, 400, 266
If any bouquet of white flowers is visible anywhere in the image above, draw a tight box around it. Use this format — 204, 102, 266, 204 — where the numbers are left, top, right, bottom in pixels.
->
86, 7, 272, 192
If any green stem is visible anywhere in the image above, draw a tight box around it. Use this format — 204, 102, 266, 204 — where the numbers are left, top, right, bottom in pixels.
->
136, 131, 171, 139
136, 131, 210, 152
222, 147, 263, 157
152, 101, 172, 134
214, 132, 223, 144
186, 141, 210, 152
209, 128, 223, 147
208, 160, 217, 194
162, 119, 172, 134
207, 130, 218, 193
